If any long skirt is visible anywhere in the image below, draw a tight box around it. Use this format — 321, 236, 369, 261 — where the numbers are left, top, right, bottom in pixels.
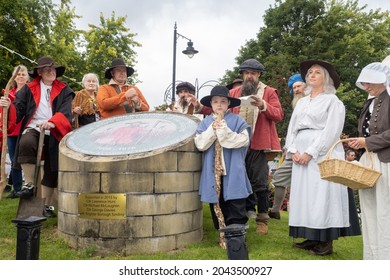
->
359, 152, 390, 259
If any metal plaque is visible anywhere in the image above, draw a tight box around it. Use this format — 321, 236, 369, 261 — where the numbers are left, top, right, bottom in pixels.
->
66, 112, 199, 156
78, 193, 126, 220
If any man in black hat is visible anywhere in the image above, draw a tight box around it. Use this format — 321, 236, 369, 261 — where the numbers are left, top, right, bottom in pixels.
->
230, 58, 284, 235
97, 58, 149, 119
0, 56, 74, 217
168, 81, 203, 114
226, 78, 243, 90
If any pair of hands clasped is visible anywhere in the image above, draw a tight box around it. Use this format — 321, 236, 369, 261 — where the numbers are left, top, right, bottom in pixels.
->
292, 152, 312, 165
123, 88, 139, 106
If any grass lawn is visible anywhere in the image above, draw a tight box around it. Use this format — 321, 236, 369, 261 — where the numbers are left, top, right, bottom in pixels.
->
0, 190, 363, 260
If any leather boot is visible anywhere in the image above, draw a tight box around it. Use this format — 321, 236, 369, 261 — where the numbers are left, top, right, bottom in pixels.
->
310, 241, 333, 256
255, 213, 269, 235
293, 239, 319, 250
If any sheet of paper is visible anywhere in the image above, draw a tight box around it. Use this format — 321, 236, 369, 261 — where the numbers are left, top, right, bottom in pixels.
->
239, 96, 258, 109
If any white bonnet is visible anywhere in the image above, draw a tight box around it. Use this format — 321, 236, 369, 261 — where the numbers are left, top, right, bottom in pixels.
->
382, 55, 390, 67
356, 62, 390, 95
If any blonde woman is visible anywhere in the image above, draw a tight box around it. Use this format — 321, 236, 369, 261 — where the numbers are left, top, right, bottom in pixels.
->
3, 65, 29, 198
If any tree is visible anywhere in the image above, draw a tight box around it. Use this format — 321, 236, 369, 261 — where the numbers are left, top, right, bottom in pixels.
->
0, 0, 52, 85
44, 0, 84, 90
83, 12, 142, 85
223, 0, 390, 138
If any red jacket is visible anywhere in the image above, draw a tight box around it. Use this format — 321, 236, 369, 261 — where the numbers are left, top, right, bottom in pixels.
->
230, 84, 283, 151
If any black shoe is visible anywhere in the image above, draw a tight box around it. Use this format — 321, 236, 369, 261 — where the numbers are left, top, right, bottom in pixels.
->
6, 191, 19, 199
43, 205, 56, 218
4, 184, 12, 192
15, 183, 35, 198
268, 211, 281, 220
310, 241, 333, 256
293, 239, 319, 250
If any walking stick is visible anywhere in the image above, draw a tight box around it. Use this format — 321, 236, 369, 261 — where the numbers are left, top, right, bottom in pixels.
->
0, 66, 20, 199
213, 112, 227, 249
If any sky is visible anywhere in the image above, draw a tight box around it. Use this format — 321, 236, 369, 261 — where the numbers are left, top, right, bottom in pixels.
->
58, 0, 389, 109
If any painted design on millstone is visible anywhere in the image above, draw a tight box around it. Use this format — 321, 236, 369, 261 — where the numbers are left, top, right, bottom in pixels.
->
66, 112, 198, 156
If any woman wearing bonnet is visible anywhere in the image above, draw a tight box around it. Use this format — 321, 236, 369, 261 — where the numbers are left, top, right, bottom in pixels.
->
348, 58, 390, 259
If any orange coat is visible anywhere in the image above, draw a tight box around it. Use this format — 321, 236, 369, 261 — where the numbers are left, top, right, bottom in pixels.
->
97, 84, 149, 119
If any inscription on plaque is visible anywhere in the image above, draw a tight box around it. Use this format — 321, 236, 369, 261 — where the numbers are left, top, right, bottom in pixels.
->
78, 193, 126, 220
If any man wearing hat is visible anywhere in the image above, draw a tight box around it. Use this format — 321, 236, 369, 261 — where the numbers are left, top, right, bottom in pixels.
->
230, 58, 284, 235
226, 78, 243, 90
268, 73, 306, 220
0, 56, 74, 217
195, 86, 252, 256
168, 81, 202, 114
97, 58, 149, 119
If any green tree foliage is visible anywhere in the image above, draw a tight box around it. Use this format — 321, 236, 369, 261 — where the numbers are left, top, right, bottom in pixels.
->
0, 0, 52, 83
223, 0, 390, 138
83, 12, 142, 85
45, 0, 84, 90
0, 0, 141, 93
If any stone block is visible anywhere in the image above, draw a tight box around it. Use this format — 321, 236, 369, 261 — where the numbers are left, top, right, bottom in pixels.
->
154, 213, 193, 236
127, 194, 177, 216
176, 192, 202, 212
155, 172, 194, 193
101, 172, 154, 193
177, 152, 202, 171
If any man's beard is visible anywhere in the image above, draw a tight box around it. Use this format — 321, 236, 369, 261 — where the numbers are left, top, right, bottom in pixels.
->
241, 79, 257, 96
291, 93, 303, 109
179, 96, 189, 108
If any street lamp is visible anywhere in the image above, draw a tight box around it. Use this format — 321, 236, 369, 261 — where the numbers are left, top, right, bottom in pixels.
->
171, 22, 198, 103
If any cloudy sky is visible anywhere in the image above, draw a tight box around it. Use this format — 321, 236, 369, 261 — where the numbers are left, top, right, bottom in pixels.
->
60, 0, 388, 109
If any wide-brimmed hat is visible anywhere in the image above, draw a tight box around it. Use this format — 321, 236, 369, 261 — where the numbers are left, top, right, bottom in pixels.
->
239, 59, 265, 74
200, 85, 241, 108
226, 78, 243, 90
288, 74, 305, 95
176, 81, 195, 94
300, 60, 340, 89
29, 56, 65, 78
104, 58, 134, 79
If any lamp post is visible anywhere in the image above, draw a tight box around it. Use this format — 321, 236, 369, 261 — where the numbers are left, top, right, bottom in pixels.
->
171, 22, 198, 103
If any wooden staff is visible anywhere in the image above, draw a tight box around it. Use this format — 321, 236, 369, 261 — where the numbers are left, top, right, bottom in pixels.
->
213, 112, 227, 249
0, 66, 20, 198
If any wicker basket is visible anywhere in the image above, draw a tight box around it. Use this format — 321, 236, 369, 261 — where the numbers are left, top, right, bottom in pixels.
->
318, 139, 382, 190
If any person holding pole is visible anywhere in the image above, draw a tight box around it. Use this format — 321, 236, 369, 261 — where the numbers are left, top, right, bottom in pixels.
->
0, 56, 74, 217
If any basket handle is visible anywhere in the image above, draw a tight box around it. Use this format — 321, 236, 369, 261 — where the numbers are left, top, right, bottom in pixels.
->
324, 138, 374, 169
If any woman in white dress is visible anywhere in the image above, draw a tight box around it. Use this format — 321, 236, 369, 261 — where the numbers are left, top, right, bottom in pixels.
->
285, 60, 353, 256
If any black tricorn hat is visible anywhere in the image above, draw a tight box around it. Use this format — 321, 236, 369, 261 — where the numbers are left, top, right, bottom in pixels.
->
105, 58, 135, 79
29, 56, 65, 78
200, 85, 241, 108
300, 60, 341, 89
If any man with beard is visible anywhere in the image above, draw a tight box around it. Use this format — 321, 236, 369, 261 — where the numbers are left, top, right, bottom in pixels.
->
230, 59, 284, 235
268, 74, 306, 220
168, 82, 202, 114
